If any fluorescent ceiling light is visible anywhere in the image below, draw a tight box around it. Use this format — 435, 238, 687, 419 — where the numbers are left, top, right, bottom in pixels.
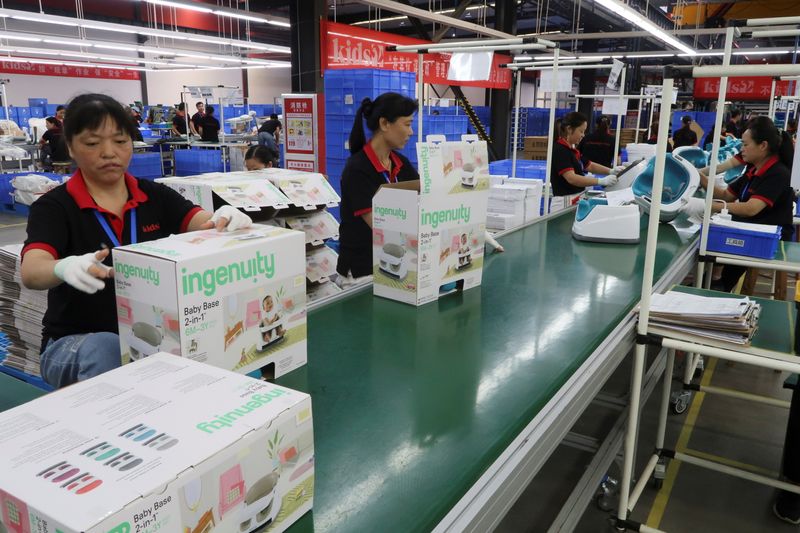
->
11, 15, 75, 26
143, 0, 212, 14
594, 0, 695, 56
0, 7, 290, 54
733, 49, 790, 56
352, 5, 486, 25
624, 53, 675, 58
0, 33, 42, 42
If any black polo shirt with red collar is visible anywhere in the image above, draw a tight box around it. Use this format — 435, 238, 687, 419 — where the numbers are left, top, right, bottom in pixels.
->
551, 138, 592, 196
337, 142, 418, 277
727, 155, 793, 239
22, 170, 202, 343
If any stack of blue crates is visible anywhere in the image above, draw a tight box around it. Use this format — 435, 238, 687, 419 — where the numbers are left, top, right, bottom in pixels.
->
671, 111, 716, 138
324, 68, 416, 219
174, 149, 224, 177
488, 159, 547, 180
128, 153, 162, 181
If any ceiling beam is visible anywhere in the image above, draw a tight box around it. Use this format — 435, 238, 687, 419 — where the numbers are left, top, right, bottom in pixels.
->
432, 0, 474, 42
353, 0, 514, 39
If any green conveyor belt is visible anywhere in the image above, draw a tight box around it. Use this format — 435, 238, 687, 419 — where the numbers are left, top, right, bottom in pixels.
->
0, 210, 700, 532
277, 210, 699, 532
0, 373, 44, 412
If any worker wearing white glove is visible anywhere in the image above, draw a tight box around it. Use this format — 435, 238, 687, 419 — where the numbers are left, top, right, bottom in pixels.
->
206, 205, 253, 232
612, 165, 627, 175
54, 249, 113, 294
19, 93, 265, 390
596, 174, 619, 187
682, 197, 707, 220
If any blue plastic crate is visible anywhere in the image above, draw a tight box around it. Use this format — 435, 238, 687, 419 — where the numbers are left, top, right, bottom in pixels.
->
0, 363, 55, 392
128, 152, 162, 180
45, 104, 60, 116
174, 149, 223, 176
28, 98, 47, 107
706, 224, 781, 259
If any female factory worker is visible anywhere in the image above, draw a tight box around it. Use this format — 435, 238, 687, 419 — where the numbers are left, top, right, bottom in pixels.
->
688, 116, 794, 291
672, 115, 698, 148
336, 93, 418, 286
39, 116, 68, 168
551, 112, 618, 201
578, 115, 616, 168
244, 145, 276, 170
20, 93, 252, 389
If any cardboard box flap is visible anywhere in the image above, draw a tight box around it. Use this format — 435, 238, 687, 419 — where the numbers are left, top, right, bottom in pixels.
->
306, 246, 339, 283
117, 225, 299, 261
271, 174, 341, 210
381, 179, 421, 192
210, 179, 291, 210
278, 210, 340, 245
0, 354, 310, 531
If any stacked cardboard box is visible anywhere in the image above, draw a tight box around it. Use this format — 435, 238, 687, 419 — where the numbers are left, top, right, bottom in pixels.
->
486, 181, 543, 230
523, 136, 549, 160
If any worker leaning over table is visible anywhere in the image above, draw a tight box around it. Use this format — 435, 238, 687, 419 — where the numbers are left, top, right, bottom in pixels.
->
688, 116, 795, 292
550, 111, 621, 206
20, 93, 253, 389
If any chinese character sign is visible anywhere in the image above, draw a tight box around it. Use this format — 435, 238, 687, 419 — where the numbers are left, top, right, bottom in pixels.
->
282, 94, 323, 173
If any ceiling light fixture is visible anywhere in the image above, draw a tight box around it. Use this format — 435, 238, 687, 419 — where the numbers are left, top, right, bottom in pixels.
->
141, 0, 290, 27
352, 5, 486, 26
0, 7, 290, 54
593, 0, 695, 56
142, 0, 213, 14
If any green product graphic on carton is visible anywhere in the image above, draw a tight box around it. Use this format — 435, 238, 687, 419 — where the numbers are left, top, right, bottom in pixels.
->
115, 263, 161, 286
374, 206, 407, 220
196, 389, 289, 433
420, 205, 471, 229
181, 252, 275, 296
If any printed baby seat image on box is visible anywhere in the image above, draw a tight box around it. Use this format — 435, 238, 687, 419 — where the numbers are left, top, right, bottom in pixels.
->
372, 137, 489, 306
112, 224, 307, 377
425, 134, 491, 194
0, 354, 314, 533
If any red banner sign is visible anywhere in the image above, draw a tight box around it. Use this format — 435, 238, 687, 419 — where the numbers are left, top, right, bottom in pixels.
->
322, 21, 512, 90
693, 76, 793, 100
0, 60, 139, 80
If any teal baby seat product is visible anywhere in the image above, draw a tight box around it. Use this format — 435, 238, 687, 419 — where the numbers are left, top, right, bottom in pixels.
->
572, 197, 641, 244
632, 153, 699, 222
673, 146, 708, 169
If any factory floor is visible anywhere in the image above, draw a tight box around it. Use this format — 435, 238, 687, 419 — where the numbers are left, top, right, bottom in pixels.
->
1, 210, 796, 533
500, 273, 798, 532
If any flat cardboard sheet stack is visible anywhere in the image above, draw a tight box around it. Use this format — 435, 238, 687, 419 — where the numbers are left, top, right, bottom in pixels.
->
644, 290, 760, 346
0, 244, 46, 376
486, 180, 543, 231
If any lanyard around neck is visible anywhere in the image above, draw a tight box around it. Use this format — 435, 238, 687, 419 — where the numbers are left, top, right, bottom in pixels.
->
93, 209, 137, 248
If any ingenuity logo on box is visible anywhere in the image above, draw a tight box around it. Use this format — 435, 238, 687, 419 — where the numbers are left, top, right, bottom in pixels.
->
181, 252, 276, 297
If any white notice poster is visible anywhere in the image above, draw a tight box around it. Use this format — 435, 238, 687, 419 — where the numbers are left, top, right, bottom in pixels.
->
539, 68, 574, 93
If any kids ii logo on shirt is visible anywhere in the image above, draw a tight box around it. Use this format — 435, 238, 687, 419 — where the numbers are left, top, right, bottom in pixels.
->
141, 223, 160, 233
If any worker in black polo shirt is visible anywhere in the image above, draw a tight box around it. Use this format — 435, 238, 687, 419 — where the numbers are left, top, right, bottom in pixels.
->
550, 112, 619, 206
199, 105, 221, 143
190, 101, 205, 136
578, 115, 616, 168
672, 115, 698, 148
725, 108, 743, 138
687, 116, 795, 292
336, 93, 418, 287
171, 102, 188, 137
20, 93, 252, 389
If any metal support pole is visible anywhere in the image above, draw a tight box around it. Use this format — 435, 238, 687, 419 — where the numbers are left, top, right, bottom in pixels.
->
617, 76, 675, 524
512, 69, 522, 179
542, 47, 559, 215
700, 26, 735, 257
613, 67, 626, 166
635, 87, 644, 143
768, 78, 778, 120
418, 54, 424, 141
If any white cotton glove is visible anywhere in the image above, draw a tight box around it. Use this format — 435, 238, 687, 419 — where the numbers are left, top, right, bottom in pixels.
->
597, 174, 618, 187
682, 197, 707, 220
210, 205, 253, 232
612, 165, 627, 175
54, 252, 112, 294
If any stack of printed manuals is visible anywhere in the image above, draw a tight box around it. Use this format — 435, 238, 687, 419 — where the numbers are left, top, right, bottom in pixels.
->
643, 290, 760, 346
0, 244, 46, 376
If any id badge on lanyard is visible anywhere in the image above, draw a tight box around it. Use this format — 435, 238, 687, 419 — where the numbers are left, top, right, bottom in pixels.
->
382, 170, 392, 184
94, 209, 137, 248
